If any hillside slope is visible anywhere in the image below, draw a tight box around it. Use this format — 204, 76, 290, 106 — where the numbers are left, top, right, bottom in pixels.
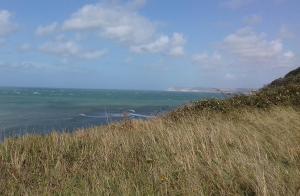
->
169, 67, 300, 118
267, 67, 300, 88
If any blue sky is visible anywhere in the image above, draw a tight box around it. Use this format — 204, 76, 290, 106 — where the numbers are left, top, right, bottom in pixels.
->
0, 0, 299, 90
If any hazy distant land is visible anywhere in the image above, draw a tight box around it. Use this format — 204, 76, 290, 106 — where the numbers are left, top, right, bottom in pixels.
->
167, 86, 256, 94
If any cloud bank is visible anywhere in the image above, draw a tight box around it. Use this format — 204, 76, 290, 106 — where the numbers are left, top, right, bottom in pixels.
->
37, 1, 186, 57
193, 27, 296, 68
40, 41, 107, 60
0, 10, 17, 37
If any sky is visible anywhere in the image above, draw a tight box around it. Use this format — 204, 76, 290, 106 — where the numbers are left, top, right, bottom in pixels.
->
0, 0, 299, 90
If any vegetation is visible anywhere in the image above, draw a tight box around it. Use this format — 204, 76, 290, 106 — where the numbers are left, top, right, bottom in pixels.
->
0, 67, 299, 195
267, 67, 300, 88
169, 67, 300, 118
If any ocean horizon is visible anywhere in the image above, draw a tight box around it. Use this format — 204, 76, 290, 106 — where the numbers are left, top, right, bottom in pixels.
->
0, 87, 224, 141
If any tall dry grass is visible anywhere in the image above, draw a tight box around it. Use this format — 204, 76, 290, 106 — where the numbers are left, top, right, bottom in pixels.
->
0, 107, 299, 195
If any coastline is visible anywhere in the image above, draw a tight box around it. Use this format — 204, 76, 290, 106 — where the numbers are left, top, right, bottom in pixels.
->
0, 68, 299, 195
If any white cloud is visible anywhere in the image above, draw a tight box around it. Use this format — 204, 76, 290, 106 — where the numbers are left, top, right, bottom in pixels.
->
62, 3, 155, 45
171, 33, 186, 46
36, 22, 58, 36
169, 46, 185, 57
193, 52, 222, 67
131, 35, 169, 53
37, 1, 186, 57
220, 27, 295, 67
193, 27, 296, 68
168, 33, 186, 56
222, 27, 283, 59
0, 10, 17, 37
131, 33, 186, 56
244, 14, 262, 26
40, 41, 107, 60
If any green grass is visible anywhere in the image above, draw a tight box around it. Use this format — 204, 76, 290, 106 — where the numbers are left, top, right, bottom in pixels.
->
0, 67, 300, 195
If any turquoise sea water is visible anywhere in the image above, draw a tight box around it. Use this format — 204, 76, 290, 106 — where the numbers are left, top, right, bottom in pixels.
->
0, 87, 223, 141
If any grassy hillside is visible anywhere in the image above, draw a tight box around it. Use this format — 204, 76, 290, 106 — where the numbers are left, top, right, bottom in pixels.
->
267, 67, 300, 88
168, 67, 300, 119
0, 67, 299, 195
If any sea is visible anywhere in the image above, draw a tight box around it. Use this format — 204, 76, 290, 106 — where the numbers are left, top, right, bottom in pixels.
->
0, 87, 224, 141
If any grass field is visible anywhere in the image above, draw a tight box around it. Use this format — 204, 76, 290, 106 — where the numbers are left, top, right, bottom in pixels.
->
0, 106, 299, 195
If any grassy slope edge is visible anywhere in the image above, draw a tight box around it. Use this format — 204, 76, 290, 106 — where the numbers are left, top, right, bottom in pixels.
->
0, 67, 299, 195
169, 67, 300, 119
